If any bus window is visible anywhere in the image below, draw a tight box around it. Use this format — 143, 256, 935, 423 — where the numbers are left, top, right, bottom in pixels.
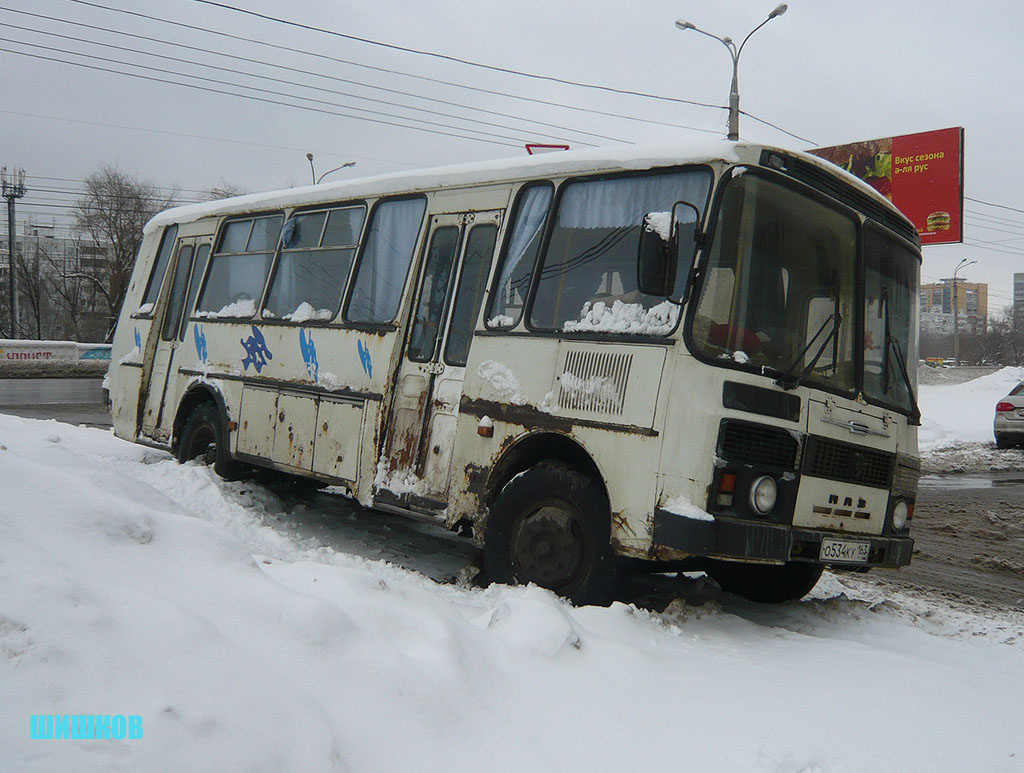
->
407, 226, 460, 362
486, 183, 552, 329
139, 224, 178, 312
529, 170, 710, 334
196, 214, 283, 318
179, 244, 210, 341
345, 197, 426, 324
161, 244, 194, 341
445, 224, 498, 366
263, 205, 365, 321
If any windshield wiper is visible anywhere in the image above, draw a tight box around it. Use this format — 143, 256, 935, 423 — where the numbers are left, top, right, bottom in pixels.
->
775, 310, 842, 390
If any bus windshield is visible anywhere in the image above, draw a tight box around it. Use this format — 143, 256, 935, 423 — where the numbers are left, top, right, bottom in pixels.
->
690, 173, 858, 395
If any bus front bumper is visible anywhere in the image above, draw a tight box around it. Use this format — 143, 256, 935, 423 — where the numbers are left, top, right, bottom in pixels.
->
652, 509, 914, 569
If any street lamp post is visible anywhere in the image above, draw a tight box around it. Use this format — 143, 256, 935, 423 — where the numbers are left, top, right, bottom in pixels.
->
316, 162, 356, 185
675, 4, 788, 141
306, 153, 356, 185
952, 257, 976, 366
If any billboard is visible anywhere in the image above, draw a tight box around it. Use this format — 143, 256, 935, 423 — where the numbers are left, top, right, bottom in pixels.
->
810, 127, 964, 245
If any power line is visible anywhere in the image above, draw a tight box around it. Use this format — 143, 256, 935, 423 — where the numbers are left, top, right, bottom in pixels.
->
0, 113, 420, 172
1, 47, 528, 149
56, 0, 728, 138
0, 7, 634, 146
178, 0, 727, 111
2, 36, 552, 146
966, 196, 1024, 215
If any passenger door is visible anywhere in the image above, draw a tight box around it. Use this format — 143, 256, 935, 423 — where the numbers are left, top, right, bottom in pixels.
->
140, 236, 212, 440
380, 211, 500, 507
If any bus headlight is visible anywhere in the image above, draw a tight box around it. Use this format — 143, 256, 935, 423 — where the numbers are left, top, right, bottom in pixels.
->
749, 475, 777, 515
892, 500, 909, 530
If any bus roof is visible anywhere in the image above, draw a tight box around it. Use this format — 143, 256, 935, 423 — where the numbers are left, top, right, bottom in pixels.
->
144, 140, 902, 234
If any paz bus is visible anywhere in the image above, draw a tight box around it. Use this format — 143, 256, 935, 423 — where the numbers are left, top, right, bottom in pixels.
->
108, 141, 921, 604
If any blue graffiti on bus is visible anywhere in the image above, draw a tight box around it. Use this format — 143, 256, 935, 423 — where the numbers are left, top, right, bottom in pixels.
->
357, 339, 372, 378
240, 326, 272, 373
299, 329, 318, 382
193, 324, 208, 364
133, 327, 141, 351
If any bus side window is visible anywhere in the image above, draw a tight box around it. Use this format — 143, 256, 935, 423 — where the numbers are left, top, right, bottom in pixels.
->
345, 197, 426, 325
138, 224, 179, 313
486, 183, 552, 329
196, 214, 283, 318
445, 224, 497, 366
263, 205, 365, 322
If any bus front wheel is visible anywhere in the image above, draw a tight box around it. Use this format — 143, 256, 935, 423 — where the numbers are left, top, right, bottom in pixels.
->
707, 560, 824, 603
177, 402, 243, 480
483, 464, 618, 606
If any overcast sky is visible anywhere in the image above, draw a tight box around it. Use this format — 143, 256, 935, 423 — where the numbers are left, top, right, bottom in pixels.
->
3, 0, 1023, 313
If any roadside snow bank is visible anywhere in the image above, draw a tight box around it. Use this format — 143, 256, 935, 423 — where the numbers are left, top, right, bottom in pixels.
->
919, 366, 1024, 450
2, 414, 1024, 771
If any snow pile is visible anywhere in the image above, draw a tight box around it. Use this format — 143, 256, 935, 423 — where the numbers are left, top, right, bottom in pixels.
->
372, 456, 433, 498
563, 300, 678, 336
2, 413, 1024, 771
643, 211, 672, 241
476, 360, 526, 405
195, 298, 257, 319
660, 496, 714, 521
558, 371, 619, 406
283, 302, 335, 323
919, 366, 1024, 450
486, 313, 516, 329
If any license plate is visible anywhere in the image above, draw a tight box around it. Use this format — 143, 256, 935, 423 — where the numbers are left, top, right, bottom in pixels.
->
819, 538, 870, 563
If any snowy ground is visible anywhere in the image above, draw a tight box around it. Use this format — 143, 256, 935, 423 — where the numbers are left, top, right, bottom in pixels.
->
2, 372, 1024, 771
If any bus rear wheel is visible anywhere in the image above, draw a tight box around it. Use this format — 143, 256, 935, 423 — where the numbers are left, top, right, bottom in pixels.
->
177, 402, 243, 480
707, 560, 824, 603
483, 464, 618, 606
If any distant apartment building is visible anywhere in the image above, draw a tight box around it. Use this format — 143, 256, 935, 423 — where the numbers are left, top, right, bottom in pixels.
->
1, 218, 110, 339
919, 278, 988, 335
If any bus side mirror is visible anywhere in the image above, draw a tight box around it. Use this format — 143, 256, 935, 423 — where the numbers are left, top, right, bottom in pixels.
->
637, 202, 701, 299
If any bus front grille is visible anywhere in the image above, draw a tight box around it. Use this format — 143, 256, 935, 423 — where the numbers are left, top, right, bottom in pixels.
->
802, 436, 895, 489
717, 420, 800, 470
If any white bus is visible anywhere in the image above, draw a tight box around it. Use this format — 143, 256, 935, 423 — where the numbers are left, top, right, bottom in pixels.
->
109, 141, 921, 604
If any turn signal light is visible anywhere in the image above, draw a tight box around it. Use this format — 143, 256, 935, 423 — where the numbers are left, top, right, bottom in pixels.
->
996, 402, 1015, 412
719, 472, 737, 493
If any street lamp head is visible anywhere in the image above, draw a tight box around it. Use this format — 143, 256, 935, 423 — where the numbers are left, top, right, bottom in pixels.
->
674, 19, 694, 31
768, 3, 788, 19
306, 152, 314, 162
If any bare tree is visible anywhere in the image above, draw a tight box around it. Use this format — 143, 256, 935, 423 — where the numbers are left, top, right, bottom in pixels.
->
205, 181, 247, 201
73, 166, 175, 340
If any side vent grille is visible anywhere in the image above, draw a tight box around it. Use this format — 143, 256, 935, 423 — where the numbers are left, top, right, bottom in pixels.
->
803, 436, 895, 489
558, 350, 632, 416
718, 420, 800, 470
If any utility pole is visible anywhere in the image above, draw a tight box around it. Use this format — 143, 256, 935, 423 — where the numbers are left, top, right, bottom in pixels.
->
2, 167, 26, 339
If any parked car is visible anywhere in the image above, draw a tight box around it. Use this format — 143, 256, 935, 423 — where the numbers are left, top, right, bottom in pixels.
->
994, 381, 1024, 448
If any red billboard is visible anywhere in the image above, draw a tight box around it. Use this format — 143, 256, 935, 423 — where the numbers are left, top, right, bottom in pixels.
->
810, 127, 964, 245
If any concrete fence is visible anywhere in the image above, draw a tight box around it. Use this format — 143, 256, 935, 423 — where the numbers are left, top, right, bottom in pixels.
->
0, 339, 111, 362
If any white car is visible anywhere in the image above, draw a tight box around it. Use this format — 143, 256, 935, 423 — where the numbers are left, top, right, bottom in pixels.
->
993, 381, 1024, 448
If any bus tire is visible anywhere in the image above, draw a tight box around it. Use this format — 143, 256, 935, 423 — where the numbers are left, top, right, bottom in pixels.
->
707, 560, 824, 603
177, 402, 243, 481
483, 463, 618, 606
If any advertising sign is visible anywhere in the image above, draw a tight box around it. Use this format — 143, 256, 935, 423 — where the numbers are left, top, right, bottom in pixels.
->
810, 127, 964, 245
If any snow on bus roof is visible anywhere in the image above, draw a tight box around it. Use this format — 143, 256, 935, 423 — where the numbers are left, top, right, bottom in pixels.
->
143, 140, 897, 234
